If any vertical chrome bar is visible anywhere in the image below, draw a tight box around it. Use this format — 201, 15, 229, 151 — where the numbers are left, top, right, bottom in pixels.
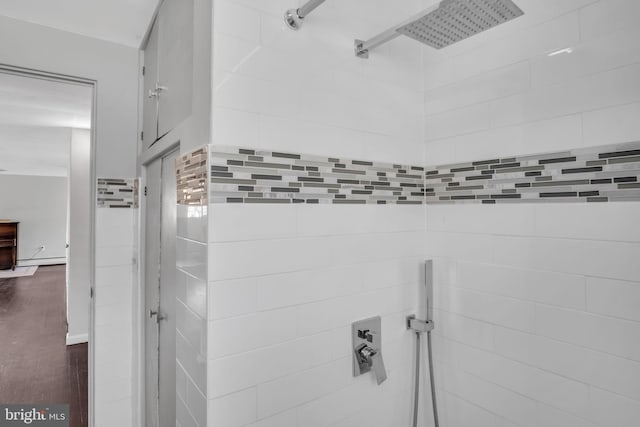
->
425, 259, 434, 322
297, 0, 327, 18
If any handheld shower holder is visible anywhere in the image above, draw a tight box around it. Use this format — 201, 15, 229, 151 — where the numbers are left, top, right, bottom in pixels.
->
407, 315, 434, 333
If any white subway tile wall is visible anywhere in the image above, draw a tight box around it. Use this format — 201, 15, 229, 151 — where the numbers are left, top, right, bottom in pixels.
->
207, 203, 425, 426
212, 0, 426, 166
209, 0, 428, 424
94, 207, 136, 427
424, 1, 640, 426
176, 149, 209, 427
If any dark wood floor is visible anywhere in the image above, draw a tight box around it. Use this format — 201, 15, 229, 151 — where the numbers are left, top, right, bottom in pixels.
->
0, 265, 87, 427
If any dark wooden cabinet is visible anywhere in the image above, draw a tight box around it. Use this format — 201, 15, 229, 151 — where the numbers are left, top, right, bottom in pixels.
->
0, 221, 18, 270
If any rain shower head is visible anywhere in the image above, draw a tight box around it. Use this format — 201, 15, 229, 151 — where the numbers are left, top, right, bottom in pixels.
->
355, 0, 524, 58
398, 0, 524, 49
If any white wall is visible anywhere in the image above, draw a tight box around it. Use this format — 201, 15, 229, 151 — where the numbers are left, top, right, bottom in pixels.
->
0, 174, 67, 264
423, 0, 640, 426
95, 208, 135, 427
0, 126, 75, 177
66, 128, 91, 345
206, 0, 428, 426
0, 15, 140, 427
0, 15, 139, 178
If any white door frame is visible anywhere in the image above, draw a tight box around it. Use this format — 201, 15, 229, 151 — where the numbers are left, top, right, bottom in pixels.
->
0, 63, 97, 427
139, 139, 180, 427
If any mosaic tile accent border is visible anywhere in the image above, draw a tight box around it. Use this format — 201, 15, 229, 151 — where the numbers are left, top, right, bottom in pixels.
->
427, 141, 640, 204
209, 146, 425, 204
97, 178, 138, 208
206, 141, 640, 205
176, 146, 208, 206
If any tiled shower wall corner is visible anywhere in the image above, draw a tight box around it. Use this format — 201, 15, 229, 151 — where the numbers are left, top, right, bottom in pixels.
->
95, 177, 138, 427
175, 148, 208, 427
423, 0, 640, 426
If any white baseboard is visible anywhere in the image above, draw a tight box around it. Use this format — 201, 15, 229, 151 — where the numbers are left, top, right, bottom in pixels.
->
66, 333, 88, 346
18, 257, 66, 267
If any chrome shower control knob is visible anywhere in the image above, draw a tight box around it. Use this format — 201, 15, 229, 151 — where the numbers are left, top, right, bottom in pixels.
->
359, 346, 376, 360
356, 344, 387, 385
352, 316, 386, 385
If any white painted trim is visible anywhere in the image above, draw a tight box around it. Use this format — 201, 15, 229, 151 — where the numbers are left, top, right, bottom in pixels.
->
66, 333, 89, 346
133, 48, 145, 427
18, 257, 66, 267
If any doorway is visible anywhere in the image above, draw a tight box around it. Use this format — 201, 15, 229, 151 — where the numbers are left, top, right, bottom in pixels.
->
0, 66, 95, 427
144, 147, 179, 427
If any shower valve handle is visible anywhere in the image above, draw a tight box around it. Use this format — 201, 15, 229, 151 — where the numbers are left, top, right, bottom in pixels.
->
357, 344, 387, 385
370, 350, 387, 385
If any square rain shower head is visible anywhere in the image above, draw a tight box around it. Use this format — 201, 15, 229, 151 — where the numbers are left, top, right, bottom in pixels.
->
397, 0, 524, 49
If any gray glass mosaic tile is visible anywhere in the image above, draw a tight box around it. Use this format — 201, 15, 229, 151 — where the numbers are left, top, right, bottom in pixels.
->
97, 178, 138, 208
207, 141, 640, 205
176, 147, 208, 206
210, 147, 426, 205
426, 141, 640, 204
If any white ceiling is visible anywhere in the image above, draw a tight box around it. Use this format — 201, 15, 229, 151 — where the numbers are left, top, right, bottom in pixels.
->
0, 72, 93, 177
0, 0, 159, 47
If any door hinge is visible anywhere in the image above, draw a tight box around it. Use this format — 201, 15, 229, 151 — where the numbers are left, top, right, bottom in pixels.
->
144, 186, 148, 196
90, 287, 94, 299
142, 66, 145, 76
141, 131, 144, 141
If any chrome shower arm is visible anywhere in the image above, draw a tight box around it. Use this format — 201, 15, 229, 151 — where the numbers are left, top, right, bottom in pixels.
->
298, 0, 326, 18
354, 30, 401, 59
355, 4, 440, 58
285, 0, 327, 30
